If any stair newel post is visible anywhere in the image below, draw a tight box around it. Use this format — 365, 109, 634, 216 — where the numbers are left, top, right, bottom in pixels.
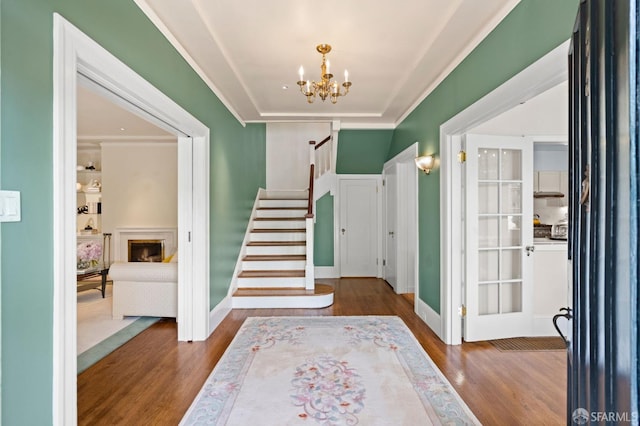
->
330, 120, 339, 175
308, 140, 315, 177
306, 144, 315, 290
305, 213, 315, 290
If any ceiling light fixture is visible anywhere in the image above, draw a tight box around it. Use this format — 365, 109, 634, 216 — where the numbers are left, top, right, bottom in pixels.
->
297, 44, 351, 104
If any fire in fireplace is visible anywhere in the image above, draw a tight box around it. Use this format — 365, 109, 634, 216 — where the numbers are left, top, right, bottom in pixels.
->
128, 239, 164, 262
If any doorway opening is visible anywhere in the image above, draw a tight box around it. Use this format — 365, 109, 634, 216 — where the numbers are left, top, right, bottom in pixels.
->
382, 143, 419, 300
53, 15, 210, 424
439, 40, 570, 345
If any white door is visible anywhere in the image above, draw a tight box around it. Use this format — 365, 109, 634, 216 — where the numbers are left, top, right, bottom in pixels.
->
339, 178, 379, 277
464, 134, 534, 341
383, 164, 398, 290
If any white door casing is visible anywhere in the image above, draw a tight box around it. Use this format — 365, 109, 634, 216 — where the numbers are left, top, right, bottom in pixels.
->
53, 15, 210, 425
339, 177, 381, 277
464, 134, 534, 341
383, 163, 398, 290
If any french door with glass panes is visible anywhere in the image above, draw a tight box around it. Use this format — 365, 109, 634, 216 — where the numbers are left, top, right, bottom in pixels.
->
464, 134, 534, 342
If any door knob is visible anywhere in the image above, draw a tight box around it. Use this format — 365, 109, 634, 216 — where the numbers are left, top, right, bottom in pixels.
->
525, 245, 535, 256
389, 231, 394, 236
341, 228, 345, 235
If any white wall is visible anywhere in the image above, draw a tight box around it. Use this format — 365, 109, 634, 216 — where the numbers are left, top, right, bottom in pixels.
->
101, 141, 178, 235
472, 81, 568, 136
266, 122, 331, 190
534, 143, 568, 171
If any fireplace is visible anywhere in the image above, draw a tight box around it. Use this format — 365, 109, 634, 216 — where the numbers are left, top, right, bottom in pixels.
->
114, 228, 177, 262
128, 239, 164, 262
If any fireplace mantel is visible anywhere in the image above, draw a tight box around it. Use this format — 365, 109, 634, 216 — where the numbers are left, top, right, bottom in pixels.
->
114, 227, 177, 262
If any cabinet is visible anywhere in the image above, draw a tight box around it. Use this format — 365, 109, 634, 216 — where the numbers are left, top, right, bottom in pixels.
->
533, 243, 569, 335
533, 171, 568, 197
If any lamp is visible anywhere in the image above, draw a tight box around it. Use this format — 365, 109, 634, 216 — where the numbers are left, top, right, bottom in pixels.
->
415, 155, 435, 174
297, 44, 352, 104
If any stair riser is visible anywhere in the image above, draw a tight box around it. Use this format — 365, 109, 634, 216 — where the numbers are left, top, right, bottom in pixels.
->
232, 294, 334, 309
237, 277, 306, 288
253, 220, 305, 229
259, 199, 308, 208
242, 260, 307, 271
250, 233, 306, 242
263, 190, 308, 199
256, 209, 306, 218
245, 245, 306, 255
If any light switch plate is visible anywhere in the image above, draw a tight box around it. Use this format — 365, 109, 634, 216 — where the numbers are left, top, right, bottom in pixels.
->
0, 190, 21, 222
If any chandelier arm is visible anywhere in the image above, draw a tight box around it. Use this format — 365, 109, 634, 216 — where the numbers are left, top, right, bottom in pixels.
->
297, 43, 351, 104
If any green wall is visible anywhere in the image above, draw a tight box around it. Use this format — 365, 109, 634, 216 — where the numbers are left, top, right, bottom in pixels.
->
0, 0, 265, 423
336, 129, 393, 174
388, 0, 579, 312
314, 193, 334, 266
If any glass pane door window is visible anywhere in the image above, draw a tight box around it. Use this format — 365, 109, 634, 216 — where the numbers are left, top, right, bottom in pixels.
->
465, 134, 533, 341
477, 148, 523, 316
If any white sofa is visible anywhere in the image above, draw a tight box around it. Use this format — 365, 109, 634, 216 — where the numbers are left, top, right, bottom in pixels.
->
109, 262, 177, 319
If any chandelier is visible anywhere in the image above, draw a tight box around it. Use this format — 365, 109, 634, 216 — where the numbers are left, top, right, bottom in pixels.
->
297, 44, 352, 104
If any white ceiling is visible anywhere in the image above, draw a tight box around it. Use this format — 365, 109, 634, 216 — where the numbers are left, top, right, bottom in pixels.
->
77, 84, 173, 142
77, 0, 521, 138
130, 0, 520, 128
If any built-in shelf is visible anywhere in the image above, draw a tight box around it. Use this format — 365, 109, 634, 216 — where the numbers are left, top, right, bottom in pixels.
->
77, 149, 103, 233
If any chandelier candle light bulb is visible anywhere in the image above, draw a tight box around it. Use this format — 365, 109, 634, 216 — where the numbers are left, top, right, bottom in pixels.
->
297, 44, 352, 104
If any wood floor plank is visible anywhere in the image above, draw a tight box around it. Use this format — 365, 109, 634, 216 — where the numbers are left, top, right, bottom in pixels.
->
77, 278, 566, 425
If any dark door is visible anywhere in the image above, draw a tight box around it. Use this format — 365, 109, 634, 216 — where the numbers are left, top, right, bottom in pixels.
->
566, 0, 639, 423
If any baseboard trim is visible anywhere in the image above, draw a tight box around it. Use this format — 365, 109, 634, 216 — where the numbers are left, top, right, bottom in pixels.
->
315, 266, 338, 278
416, 298, 442, 340
415, 299, 444, 341
208, 296, 232, 336
228, 188, 264, 297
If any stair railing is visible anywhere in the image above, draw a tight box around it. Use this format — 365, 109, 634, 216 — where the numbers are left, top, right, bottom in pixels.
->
305, 134, 332, 290
305, 160, 315, 290
313, 135, 333, 178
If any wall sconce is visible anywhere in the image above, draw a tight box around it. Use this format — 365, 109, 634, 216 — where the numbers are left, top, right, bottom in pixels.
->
415, 155, 435, 175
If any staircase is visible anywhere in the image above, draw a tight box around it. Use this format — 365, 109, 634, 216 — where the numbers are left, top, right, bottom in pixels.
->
232, 190, 334, 308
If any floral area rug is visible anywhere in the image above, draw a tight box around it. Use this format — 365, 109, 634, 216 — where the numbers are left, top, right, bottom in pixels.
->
180, 316, 479, 425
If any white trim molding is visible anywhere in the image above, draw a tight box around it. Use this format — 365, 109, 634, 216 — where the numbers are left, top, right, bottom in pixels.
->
228, 188, 265, 296
315, 266, 338, 279
209, 296, 233, 335
53, 15, 210, 425
416, 298, 443, 340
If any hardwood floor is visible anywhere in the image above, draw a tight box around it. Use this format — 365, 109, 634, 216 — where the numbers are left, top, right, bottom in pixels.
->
77, 278, 566, 425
